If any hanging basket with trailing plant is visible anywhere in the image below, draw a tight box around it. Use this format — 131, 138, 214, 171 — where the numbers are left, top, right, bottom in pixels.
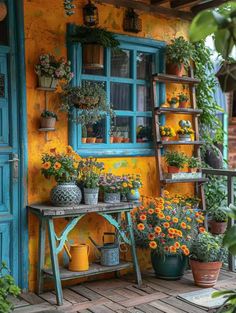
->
69, 25, 120, 69
60, 81, 114, 125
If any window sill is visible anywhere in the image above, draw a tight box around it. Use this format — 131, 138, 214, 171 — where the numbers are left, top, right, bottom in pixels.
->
76, 147, 155, 158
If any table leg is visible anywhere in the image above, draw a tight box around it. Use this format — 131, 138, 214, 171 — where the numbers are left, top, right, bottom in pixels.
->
125, 211, 142, 287
36, 218, 46, 295
47, 218, 63, 306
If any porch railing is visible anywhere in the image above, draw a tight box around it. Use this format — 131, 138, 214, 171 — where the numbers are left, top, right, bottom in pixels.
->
202, 168, 236, 271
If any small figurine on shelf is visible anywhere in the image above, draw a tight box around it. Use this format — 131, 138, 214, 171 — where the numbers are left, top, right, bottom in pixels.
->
167, 96, 178, 108
178, 93, 189, 108
159, 126, 176, 141
40, 110, 58, 129
177, 120, 194, 141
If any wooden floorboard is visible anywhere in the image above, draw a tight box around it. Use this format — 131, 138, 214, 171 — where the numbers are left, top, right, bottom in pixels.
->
15, 269, 236, 313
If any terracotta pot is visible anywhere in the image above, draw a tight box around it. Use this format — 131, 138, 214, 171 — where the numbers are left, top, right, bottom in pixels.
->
96, 138, 103, 143
86, 137, 96, 143
83, 44, 104, 69
179, 101, 188, 108
0, 2, 7, 21
166, 63, 184, 77
167, 166, 180, 174
188, 168, 197, 173
113, 137, 123, 143
122, 138, 130, 143
209, 220, 227, 235
190, 259, 222, 288
161, 136, 170, 141
137, 138, 144, 142
40, 117, 56, 129
110, 136, 114, 143
81, 138, 87, 143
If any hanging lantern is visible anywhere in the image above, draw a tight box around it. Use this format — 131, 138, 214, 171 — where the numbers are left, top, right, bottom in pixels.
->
83, 0, 99, 27
123, 8, 142, 33
0, 1, 7, 22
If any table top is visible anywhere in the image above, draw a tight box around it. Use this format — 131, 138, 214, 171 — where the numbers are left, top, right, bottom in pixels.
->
27, 202, 139, 217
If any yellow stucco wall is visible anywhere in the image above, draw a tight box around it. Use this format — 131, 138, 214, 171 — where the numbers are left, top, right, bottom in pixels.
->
24, 0, 192, 291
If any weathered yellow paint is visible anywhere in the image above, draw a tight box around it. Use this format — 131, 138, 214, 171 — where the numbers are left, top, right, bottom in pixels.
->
24, 0, 192, 291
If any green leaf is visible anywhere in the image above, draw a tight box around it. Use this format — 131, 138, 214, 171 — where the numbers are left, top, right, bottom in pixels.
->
223, 225, 236, 254
212, 290, 236, 298
189, 11, 218, 42
215, 29, 234, 59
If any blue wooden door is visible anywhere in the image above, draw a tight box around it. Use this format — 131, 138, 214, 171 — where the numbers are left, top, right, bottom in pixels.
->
0, 1, 20, 283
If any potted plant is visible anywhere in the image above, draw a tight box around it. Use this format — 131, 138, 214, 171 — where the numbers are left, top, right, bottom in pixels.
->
166, 37, 193, 77
133, 193, 203, 280
159, 126, 175, 141
40, 110, 58, 128
167, 96, 178, 108
121, 174, 142, 202
178, 93, 189, 108
209, 207, 228, 235
35, 53, 73, 88
77, 157, 104, 205
137, 125, 152, 142
99, 173, 122, 203
60, 81, 114, 125
41, 146, 82, 207
165, 151, 186, 173
70, 25, 120, 69
0, 262, 21, 313
187, 156, 201, 173
177, 126, 194, 142
190, 232, 225, 287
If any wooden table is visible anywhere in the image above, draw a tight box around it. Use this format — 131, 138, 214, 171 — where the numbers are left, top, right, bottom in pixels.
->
28, 202, 142, 306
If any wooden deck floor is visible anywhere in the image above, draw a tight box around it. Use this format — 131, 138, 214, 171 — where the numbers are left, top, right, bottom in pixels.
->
13, 269, 236, 313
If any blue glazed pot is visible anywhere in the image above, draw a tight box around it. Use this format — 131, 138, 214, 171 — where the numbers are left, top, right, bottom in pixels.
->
127, 189, 140, 201
151, 252, 187, 280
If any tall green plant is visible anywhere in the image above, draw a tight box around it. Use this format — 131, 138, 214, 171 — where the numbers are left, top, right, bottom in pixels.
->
192, 41, 224, 151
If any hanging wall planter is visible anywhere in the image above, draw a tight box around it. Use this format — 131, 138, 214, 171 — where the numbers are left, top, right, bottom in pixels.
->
0, 2, 7, 22
83, 44, 104, 69
123, 8, 142, 33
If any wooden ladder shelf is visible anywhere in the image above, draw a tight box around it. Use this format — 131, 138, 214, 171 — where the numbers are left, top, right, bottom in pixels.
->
151, 72, 206, 211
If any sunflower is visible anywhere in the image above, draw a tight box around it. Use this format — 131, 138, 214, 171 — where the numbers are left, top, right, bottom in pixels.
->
54, 162, 62, 170
149, 241, 157, 249
137, 223, 145, 231
42, 161, 51, 170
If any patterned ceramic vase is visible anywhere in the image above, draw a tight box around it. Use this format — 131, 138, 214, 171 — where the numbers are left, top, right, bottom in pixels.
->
84, 188, 99, 205
104, 192, 120, 204
50, 182, 82, 207
127, 189, 140, 201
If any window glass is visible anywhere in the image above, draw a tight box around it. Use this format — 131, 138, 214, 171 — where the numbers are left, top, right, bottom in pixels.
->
137, 52, 154, 80
81, 119, 106, 144
111, 116, 132, 143
137, 85, 151, 112
111, 83, 132, 110
111, 49, 131, 78
136, 117, 152, 143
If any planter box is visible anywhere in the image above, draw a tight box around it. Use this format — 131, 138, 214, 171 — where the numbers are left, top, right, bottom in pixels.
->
164, 172, 202, 180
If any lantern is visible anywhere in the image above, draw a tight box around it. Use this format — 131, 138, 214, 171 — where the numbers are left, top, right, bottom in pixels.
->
83, 0, 99, 27
0, 1, 7, 22
123, 8, 142, 33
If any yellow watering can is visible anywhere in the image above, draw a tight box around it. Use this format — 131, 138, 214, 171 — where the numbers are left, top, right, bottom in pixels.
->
64, 243, 90, 272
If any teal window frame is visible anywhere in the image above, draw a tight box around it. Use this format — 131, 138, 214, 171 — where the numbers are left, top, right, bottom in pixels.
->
67, 29, 166, 157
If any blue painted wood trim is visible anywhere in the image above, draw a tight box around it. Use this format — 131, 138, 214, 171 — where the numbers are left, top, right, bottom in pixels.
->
15, 0, 28, 291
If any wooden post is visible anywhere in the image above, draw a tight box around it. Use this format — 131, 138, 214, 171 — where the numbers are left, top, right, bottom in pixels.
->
227, 176, 235, 271
36, 218, 46, 295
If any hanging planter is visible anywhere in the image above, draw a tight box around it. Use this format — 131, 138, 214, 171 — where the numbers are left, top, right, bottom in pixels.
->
70, 26, 120, 70
216, 61, 236, 93
83, 0, 99, 27
123, 8, 142, 33
0, 2, 7, 22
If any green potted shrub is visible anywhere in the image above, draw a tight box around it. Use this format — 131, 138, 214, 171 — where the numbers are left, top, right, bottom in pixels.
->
167, 96, 178, 108
178, 93, 189, 108
71, 25, 120, 69
187, 156, 201, 173
60, 81, 114, 125
166, 37, 193, 77
190, 232, 225, 288
40, 110, 58, 129
165, 151, 186, 173
210, 207, 228, 235
176, 126, 194, 142
77, 157, 104, 205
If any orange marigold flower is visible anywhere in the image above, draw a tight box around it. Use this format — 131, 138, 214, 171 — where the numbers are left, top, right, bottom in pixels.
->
148, 233, 155, 241
158, 213, 165, 219
137, 223, 145, 231
173, 198, 179, 204
148, 208, 154, 214
50, 148, 57, 154
168, 234, 174, 239
199, 227, 206, 233
66, 145, 73, 154
155, 208, 161, 214
174, 242, 180, 249
154, 226, 162, 234
181, 245, 187, 251
140, 214, 147, 221
166, 215, 171, 221
163, 222, 170, 228
42, 161, 51, 170
195, 212, 200, 217
186, 217, 192, 222
168, 228, 175, 234
172, 217, 178, 223
177, 230, 183, 237
169, 246, 177, 253
183, 248, 190, 256
139, 205, 144, 210
181, 222, 187, 229
149, 241, 157, 249
54, 162, 62, 170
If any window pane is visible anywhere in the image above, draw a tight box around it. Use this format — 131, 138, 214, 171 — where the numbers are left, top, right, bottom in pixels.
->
136, 117, 152, 143
81, 119, 106, 144
111, 50, 130, 78
111, 83, 132, 110
137, 53, 154, 80
111, 116, 132, 143
82, 45, 105, 76
137, 85, 151, 111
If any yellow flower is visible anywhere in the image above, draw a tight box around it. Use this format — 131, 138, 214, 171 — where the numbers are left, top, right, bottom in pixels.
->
131, 189, 136, 195
54, 162, 62, 170
42, 161, 51, 170
73, 162, 78, 169
122, 182, 128, 188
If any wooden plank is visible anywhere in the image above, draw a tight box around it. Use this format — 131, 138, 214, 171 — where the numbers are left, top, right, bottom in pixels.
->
153, 74, 200, 84
19, 292, 46, 305
89, 304, 116, 313
157, 140, 204, 146
151, 0, 169, 4
161, 178, 208, 184
114, 288, 142, 299
161, 297, 206, 313
155, 107, 202, 115
170, 0, 201, 9
65, 298, 112, 312
53, 288, 89, 304
142, 279, 176, 295
119, 292, 167, 308
149, 299, 184, 313
104, 301, 125, 311
136, 303, 164, 313
13, 303, 56, 313
131, 284, 157, 294
9, 296, 29, 309
70, 285, 103, 300
38, 291, 71, 307
86, 287, 130, 302
125, 285, 148, 296
84, 278, 132, 291
192, 0, 227, 14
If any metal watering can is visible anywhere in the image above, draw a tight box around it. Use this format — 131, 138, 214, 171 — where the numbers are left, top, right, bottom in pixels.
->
64, 243, 90, 272
89, 232, 120, 266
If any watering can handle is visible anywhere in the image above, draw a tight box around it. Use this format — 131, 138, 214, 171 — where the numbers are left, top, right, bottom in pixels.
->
103, 232, 116, 244
64, 243, 72, 260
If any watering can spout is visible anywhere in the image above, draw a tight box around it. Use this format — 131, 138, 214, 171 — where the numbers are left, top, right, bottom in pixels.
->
89, 236, 101, 251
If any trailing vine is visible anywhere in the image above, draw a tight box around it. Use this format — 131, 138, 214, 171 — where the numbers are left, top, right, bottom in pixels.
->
192, 41, 224, 153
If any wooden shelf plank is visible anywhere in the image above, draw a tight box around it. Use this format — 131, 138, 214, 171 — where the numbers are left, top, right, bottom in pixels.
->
157, 140, 204, 146
153, 74, 200, 84
43, 262, 132, 281
38, 128, 56, 132
155, 107, 202, 115
36, 87, 56, 92
160, 178, 208, 184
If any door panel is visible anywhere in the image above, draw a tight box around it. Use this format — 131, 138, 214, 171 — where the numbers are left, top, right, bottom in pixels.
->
0, 155, 10, 213
0, 223, 11, 270
0, 54, 9, 145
